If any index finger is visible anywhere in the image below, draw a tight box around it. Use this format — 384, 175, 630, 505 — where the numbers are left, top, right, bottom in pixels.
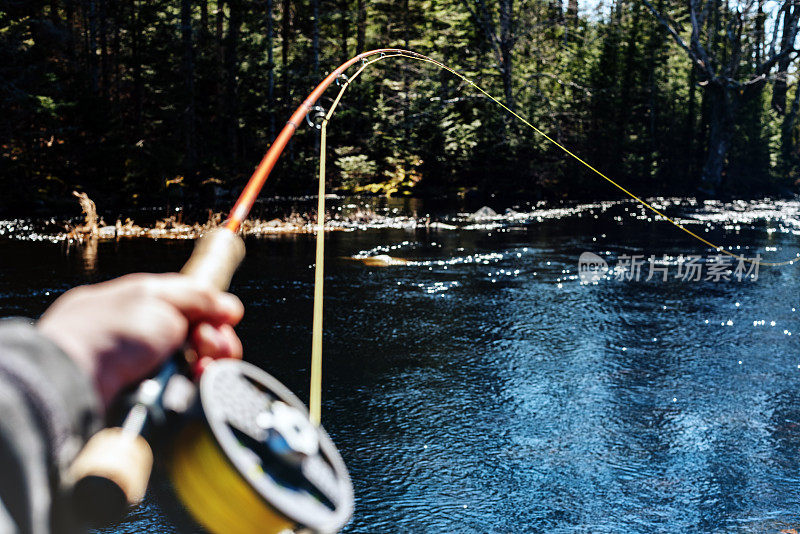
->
139, 273, 245, 325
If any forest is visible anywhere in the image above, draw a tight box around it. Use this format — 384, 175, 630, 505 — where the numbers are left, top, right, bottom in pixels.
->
2, 0, 800, 213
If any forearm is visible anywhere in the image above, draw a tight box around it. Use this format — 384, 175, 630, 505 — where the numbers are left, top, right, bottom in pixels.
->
0, 319, 102, 534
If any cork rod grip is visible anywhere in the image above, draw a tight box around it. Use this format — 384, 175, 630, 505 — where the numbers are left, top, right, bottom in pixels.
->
180, 228, 246, 291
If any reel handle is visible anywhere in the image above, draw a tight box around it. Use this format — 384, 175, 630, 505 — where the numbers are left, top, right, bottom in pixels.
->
67, 228, 246, 525
67, 428, 153, 526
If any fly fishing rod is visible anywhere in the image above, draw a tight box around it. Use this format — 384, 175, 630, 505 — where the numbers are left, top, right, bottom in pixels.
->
63, 49, 418, 534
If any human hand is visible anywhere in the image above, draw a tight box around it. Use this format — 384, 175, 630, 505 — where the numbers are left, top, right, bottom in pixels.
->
37, 273, 244, 408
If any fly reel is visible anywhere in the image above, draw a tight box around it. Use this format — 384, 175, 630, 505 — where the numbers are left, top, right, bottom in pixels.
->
169, 358, 354, 534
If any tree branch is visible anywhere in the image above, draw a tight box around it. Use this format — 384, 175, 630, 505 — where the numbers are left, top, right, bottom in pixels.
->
758, 1, 800, 75
642, 0, 715, 80
688, 0, 716, 79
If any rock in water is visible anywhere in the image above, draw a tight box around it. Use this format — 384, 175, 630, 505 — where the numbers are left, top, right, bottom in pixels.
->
468, 206, 497, 221
355, 254, 409, 267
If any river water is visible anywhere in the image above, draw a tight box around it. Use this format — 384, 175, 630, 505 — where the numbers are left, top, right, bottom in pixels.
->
1, 198, 799, 533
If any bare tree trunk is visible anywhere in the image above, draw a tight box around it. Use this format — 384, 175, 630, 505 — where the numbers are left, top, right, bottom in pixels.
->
216, 0, 224, 51
686, 65, 697, 176
339, 0, 349, 63
781, 81, 800, 166
565, 0, 577, 43
311, 0, 320, 75
98, 0, 108, 97
567, 0, 578, 20
499, 0, 514, 111
65, 0, 76, 63
619, 2, 641, 139
130, 0, 142, 126
549, 0, 562, 22
356, 0, 366, 54
402, 0, 409, 136
200, 0, 208, 38
266, 0, 275, 139
87, 0, 99, 95
567, 0, 577, 20
216, 1, 226, 138
281, 0, 291, 105
181, 0, 197, 175
701, 83, 733, 194
112, 1, 121, 106
644, 0, 662, 181
81, 1, 88, 53
771, 2, 799, 114
225, 0, 242, 163
643, 0, 797, 192
755, 0, 764, 66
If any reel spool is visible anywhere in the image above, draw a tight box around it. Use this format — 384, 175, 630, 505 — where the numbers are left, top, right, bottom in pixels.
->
169, 359, 353, 534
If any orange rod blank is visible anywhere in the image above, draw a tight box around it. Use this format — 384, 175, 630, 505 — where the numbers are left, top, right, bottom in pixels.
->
225, 48, 416, 232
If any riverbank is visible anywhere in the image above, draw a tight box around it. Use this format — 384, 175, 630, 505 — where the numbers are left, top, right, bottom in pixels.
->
1, 196, 798, 245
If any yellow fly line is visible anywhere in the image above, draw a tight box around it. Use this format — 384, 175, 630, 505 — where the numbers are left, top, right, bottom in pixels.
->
170, 425, 295, 534
309, 54, 394, 425
309, 51, 798, 422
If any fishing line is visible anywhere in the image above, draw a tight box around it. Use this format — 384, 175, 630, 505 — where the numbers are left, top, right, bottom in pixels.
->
306, 50, 797, 422
309, 54, 401, 425
315, 50, 798, 267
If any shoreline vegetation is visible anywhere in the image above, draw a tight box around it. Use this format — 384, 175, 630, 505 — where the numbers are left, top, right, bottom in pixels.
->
55, 190, 465, 242
63, 191, 411, 241
2, 192, 798, 248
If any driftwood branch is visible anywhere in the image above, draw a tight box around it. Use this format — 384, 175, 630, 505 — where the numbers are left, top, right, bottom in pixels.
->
72, 191, 99, 237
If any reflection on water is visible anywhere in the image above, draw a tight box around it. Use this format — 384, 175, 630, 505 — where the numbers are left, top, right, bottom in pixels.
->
0, 198, 799, 533
69, 238, 99, 273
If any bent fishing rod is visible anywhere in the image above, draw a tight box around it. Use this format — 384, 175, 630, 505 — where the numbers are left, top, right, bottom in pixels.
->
65, 45, 798, 534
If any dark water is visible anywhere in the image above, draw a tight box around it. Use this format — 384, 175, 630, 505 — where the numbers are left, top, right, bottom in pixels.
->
1, 199, 800, 533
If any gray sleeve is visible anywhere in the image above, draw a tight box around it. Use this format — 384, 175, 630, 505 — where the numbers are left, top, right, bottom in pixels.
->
0, 319, 102, 534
